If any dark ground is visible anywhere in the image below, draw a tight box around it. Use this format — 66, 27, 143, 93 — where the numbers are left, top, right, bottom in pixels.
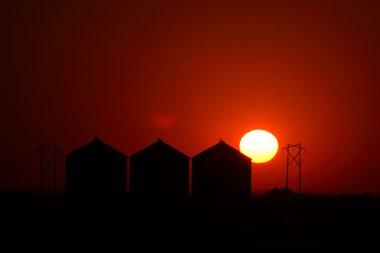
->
0, 193, 379, 252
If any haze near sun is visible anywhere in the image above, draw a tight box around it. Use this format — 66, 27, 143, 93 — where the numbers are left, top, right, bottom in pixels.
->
239, 130, 279, 163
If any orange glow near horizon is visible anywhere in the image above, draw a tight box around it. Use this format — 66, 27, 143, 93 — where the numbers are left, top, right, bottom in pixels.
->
240, 130, 279, 163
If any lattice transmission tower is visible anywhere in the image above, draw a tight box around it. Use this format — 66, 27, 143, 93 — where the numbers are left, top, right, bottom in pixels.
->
283, 143, 305, 194
37, 144, 62, 192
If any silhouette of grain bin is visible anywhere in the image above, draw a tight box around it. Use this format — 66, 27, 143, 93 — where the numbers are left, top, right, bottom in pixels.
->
130, 139, 189, 199
192, 140, 251, 200
66, 137, 127, 197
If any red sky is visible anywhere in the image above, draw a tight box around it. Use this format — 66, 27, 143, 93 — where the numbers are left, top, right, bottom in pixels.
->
1, 0, 380, 194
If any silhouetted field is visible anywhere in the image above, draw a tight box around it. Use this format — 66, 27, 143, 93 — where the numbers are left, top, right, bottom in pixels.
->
0, 193, 379, 251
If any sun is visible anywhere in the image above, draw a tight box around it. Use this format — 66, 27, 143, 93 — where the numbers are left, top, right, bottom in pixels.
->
239, 130, 279, 163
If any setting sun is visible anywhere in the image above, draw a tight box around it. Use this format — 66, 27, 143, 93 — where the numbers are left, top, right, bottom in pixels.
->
239, 130, 279, 163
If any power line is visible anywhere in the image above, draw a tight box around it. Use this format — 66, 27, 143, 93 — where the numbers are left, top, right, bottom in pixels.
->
307, 153, 353, 171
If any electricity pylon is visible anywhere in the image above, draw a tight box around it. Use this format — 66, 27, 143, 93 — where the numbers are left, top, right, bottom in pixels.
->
37, 144, 62, 192
283, 143, 305, 194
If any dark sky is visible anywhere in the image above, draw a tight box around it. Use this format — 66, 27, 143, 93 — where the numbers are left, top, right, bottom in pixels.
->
1, 0, 380, 194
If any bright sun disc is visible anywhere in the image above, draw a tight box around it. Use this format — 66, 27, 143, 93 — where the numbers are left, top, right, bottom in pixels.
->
239, 130, 278, 163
